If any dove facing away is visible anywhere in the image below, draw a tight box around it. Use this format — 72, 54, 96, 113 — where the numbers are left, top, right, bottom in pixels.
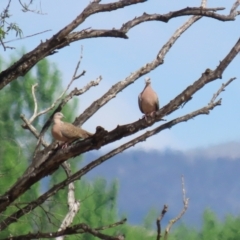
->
138, 77, 159, 119
51, 112, 92, 148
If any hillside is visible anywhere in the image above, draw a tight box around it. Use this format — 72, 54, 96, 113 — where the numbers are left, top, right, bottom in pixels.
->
83, 141, 240, 227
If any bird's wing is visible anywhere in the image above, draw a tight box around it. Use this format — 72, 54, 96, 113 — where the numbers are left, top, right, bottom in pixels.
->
61, 122, 80, 140
155, 95, 160, 111
138, 93, 144, 113
83, 129, 93, 137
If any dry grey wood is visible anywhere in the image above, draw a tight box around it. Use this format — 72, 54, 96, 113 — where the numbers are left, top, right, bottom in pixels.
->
74, 12, 202, 127
0, 76, 234, 231
55, 184, 80, 240
163, 176, 189, 240
0, 2, 239, 90
0, 51, 239, 221
56, 162, 80, 240
2, 219, 127, 240
20, 50, 101, 149
20, 113, 48, 147
21, 49, 86, 130
0, 31, 239, 217
23, 8, 206, 148
230, 0, 240, 15
0, 1, 240, 235
0, 0, 147, 90
36, 75, 102, 149
56, 162, 79, 240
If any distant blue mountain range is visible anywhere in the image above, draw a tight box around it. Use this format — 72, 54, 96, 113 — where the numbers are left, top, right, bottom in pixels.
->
83, 142, 240, 228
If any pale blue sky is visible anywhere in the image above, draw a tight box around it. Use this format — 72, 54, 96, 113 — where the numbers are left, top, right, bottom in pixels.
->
2, 0, 240, 151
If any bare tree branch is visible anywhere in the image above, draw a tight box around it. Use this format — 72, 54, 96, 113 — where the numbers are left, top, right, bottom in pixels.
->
0, 1, 239, 89
25, 51, 85, 126
0, 33, 238, 211
3, 29, 51, 44
156, 205, 168, 240
18, 0, 46, 15
201, 0, 207, 7
0, 37, 7, 51
20, 49, 101, 149
0, 1, 239, 236
210, 77, 236, 104
56, 162, 80, 240
2, 31, 239, 204
164, 176, 189, 240
75, 13, 202, 127
0, 77, 234, 230
230, 0, 240, 15
2, 219, 127, 240
120, 7, 240, 33
0, 0, 147, 90
30, 74, 103, 155
20, 114, 48, 147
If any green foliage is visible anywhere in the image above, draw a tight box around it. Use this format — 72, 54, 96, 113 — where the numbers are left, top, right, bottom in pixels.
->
78, 178, 118, 225
76, 178, 119, 239
200, 208, 220, 240
0, 51, 129, 239
170, 223, 198, 240
0, 2, 23, 41
119, 225, 155, 240
169, 209, 240, 240
143, 207, 158, 230
2, 53, 240, 240
0, 53, 72, 237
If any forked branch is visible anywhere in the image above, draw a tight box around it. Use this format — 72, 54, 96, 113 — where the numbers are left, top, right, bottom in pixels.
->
163, 176, 189, 240
20, 49, 101, 148
0, 1, 239, 89
156, 205, 168, 240
2, 218, 127, 240
0, 76, 234, 231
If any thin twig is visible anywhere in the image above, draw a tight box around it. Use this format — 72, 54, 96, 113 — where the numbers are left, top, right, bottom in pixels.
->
72, 46, 84, 80
163, 176, 189, 240
33, 75, 102, 154
0, 38, 6, 51
75, 12, 203, 127
20, 114, 48, 147
3, 29, 51, 44
30, 83, 38, 122
201, 0, 207, 7
95, 218, 127, 231
0, 0, 12, 51
2, 220, 126, 240
1, 1, 239, 90
210, 77, 236, 104
56, 162, 80, 240
27, 48, 85, 126
20, 48, 89, 147
1, 76, 233, 231
18, 0, 46, 15
156, 205, 168, 240
230, 0, 240, 16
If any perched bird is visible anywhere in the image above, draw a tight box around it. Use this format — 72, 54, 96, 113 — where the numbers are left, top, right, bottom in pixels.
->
138, 77, 159, 119
51, 112, 92, 148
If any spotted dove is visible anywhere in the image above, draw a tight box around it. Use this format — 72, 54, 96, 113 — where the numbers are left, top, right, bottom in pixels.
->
51, 112, 92, 148
138, 77, 159, 118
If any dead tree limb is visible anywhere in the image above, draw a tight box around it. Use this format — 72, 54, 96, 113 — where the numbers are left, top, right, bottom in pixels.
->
0, 1, 239, 89
0, 76, 235, 231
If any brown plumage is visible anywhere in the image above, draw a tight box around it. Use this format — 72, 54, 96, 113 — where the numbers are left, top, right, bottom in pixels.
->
138, 77, 159, 118
51, 112, 92, 148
